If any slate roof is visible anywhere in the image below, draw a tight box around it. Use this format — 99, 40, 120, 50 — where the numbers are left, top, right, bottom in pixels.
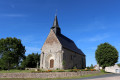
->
51, 15, 85, 56
56, 33, 85, 56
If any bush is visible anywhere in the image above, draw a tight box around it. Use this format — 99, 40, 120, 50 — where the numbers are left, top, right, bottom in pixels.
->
31, 69, 43, 73
100, 69, 106, 73
73, 66, 77, 69
57, 70, 65, 72
90, 64, 94, 69
86, 66, 90, 69
70, 69, 79, 72
56, 68, 59, 70
47, 70, 52, 72
90, 69, 96, 71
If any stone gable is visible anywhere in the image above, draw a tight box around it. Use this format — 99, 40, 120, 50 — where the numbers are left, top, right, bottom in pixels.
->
41, 29, 62, 53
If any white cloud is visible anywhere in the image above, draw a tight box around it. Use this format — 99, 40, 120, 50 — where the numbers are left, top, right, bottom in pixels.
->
0, 14, 26, 17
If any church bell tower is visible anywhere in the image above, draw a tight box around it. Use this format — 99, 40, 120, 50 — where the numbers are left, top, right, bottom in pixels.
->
51, 16, 61, 34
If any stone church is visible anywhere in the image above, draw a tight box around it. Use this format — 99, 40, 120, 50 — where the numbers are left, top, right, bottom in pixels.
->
40, 16, 86, 70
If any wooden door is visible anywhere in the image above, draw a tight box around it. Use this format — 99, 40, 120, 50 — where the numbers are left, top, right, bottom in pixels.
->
50, 59, 54, 68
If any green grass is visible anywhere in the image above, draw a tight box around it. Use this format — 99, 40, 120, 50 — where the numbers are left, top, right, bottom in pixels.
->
0, 69, 96, 73
0, 69, 34, 73
0, 72, 110, 80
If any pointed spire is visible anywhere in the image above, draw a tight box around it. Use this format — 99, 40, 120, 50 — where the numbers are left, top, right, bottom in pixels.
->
52, 15, 59, 28
51, 15, 61, 34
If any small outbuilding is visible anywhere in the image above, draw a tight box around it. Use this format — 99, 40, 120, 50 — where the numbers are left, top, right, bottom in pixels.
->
105, 64, 120, 73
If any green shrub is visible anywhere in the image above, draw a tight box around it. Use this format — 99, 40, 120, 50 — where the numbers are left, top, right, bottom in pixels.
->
56, 68, 59, 70
90, 64, 94, 69
62, 61, 65, 66
73, 66, 77, 69
117, 64, 120, 67
70, 69, 78, 72
57, 70, 65, 72
100, 69, 106, 73
86, 66, 90, 69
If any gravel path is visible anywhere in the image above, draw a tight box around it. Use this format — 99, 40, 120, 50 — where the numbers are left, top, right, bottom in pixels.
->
59, 73, 120, 80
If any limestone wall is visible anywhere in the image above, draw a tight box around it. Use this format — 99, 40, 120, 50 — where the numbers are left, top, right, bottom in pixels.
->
41, 29, 62, 53
40, 52, 63, 70
0, 71, 100, 78
63, 48, 86, 69
40, 30, 63, 70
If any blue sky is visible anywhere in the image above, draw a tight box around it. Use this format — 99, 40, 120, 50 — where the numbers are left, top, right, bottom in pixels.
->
0, 0, 120, 66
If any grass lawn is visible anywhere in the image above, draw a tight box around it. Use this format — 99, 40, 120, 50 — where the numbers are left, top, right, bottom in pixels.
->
0, 69, 95, 73
0, 69, 34, 73
0, 72, 110, 80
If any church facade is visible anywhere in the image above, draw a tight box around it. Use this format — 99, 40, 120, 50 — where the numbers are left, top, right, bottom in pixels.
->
40, 16, 86, 70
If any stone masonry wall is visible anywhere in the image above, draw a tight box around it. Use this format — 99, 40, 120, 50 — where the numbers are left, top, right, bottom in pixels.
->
40, 29, 63, 70
41, 29, 62, 53
0, 71, 100, 78
63, 48, 86, 69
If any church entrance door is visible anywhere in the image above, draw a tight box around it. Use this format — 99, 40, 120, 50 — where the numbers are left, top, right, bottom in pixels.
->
50, 59, 54, 68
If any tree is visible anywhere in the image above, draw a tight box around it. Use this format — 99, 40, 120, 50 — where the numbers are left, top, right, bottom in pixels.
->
95, 42, 118, 69
0, 37, 26, 70
21, 53, 40, 68
90, 64, 94, 69
117, 63, 120, 67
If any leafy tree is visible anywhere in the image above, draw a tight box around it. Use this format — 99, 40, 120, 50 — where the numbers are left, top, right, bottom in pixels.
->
86, 66, 90, 69
20, 58, 26, 69
95, 42, 118, 69
22, 53, 40, 68
90, 64, 94, 69
0, 37, 26, 70
117, 63, 120, 67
